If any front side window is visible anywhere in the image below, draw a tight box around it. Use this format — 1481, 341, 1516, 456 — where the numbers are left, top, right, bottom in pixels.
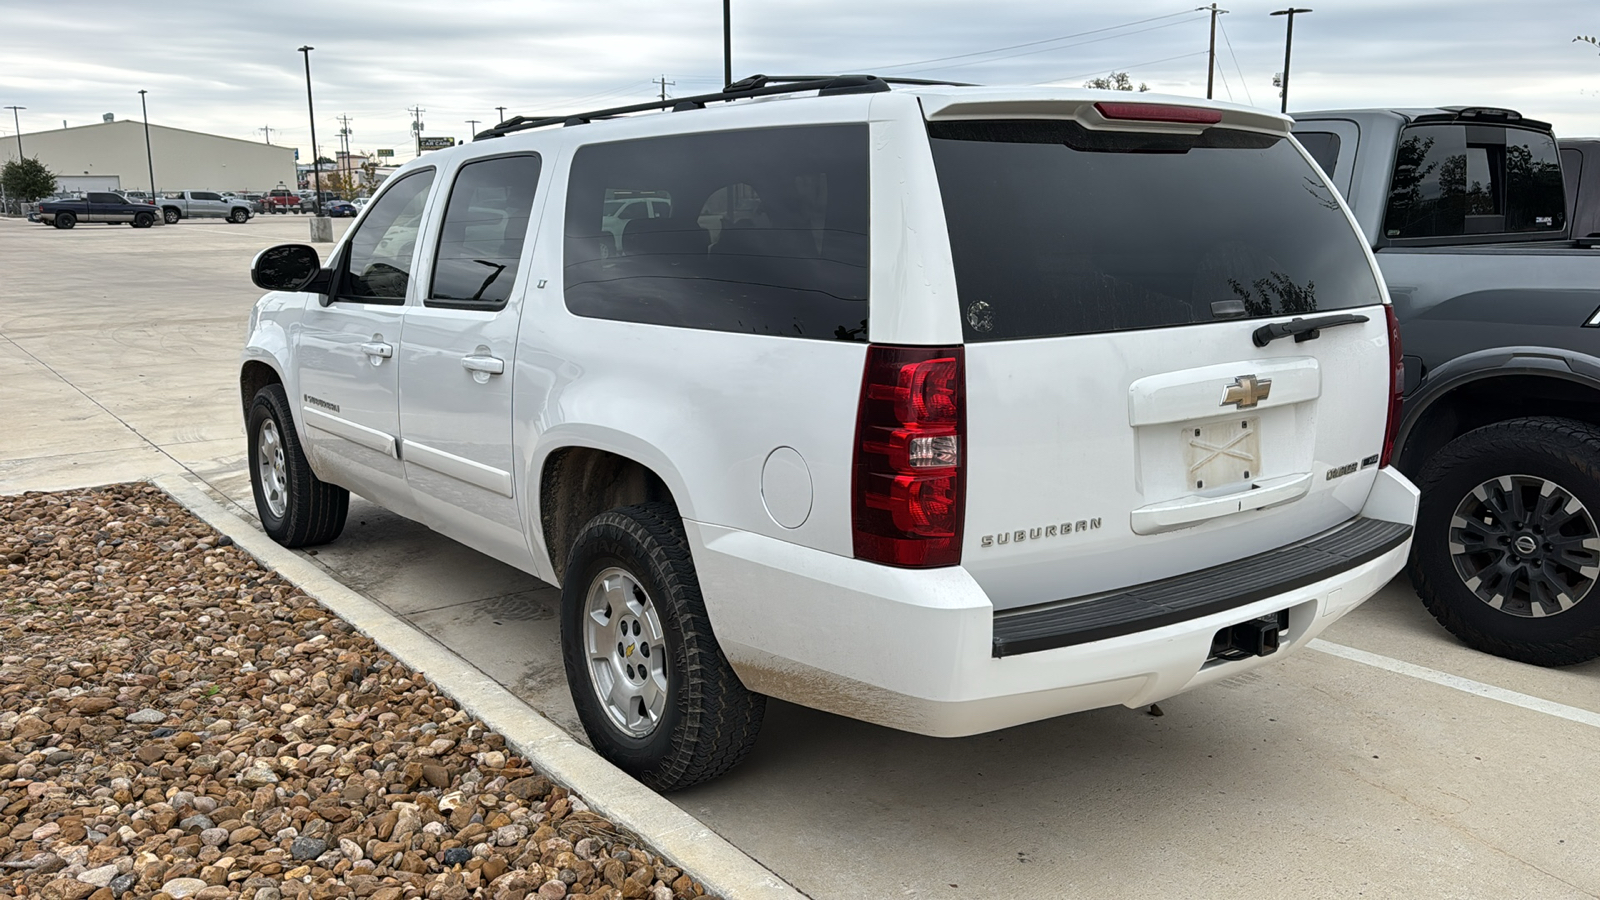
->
1383, 123, 1565, 239
427, 154, 542, 309
563, 124, 870, 341
339, 169, 436, 303
194, 191, 221, 201
87, 192, 122, 204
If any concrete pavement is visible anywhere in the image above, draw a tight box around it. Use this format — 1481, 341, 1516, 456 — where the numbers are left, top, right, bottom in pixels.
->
3, 213, 1598, 899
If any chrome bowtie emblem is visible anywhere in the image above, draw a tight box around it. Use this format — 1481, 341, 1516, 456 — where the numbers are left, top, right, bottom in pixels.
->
1223, 374, 1272, 409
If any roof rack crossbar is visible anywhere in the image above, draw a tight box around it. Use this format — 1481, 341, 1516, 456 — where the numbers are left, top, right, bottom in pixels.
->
477, 73, 910, 140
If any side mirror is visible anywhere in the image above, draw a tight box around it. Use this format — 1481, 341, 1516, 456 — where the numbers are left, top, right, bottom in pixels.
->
251, 244, 324, 292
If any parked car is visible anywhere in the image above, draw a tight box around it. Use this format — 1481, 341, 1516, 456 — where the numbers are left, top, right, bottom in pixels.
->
157, 190, 254, 224
37, 191, 163, 228
324, 200, 358, 218
260, 188, 303, 214
1294, 106, 1600, 665
242, 77, 1416, 789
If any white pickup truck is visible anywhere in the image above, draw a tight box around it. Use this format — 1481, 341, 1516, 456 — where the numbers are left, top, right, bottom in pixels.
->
240, 76, 1417, 789
158, 190, 253, 224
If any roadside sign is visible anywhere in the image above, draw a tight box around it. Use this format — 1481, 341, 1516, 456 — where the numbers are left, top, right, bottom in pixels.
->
293, 148, 299, 160
376, 149, 394, 158
418, 137, 456, 151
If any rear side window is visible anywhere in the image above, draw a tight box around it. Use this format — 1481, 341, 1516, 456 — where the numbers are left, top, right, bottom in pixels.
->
338, 169, 436, 304
928, 120, 1382, 342
428, 154, 542, 310
1296, 131, 1341, 177
1383, 124, 1565, 239
563, 124, 870, 341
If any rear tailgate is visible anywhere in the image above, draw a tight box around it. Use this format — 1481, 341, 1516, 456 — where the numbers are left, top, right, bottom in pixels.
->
925, 110, 1391, 611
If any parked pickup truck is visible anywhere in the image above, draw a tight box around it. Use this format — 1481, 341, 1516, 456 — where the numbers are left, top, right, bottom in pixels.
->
37, 191, 162, 229
243, 80, 1416, 788
260, 188, 304, 214
158, 190, 253, 224
1294, 106, 1600, 665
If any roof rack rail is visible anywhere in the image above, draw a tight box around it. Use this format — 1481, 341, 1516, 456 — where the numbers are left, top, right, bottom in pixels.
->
477, 73, 962, 141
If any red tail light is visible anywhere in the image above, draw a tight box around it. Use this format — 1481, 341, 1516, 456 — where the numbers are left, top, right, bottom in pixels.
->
852, 345, 966, 567
1094, 102, 1223, 125
1381, 305, 1404, 468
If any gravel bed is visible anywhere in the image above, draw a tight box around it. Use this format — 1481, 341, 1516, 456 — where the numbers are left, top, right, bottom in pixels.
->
1, 484, 720, 900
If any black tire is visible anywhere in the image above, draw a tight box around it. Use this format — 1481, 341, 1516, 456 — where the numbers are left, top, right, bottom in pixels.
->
133, 212, 153, 228
560, 502, 765, 791
163, 207, 180, 224
55, 212, 75, 229
1408, 417, 1600, 666
229, 208, 249, 224
246, 383, 348, 548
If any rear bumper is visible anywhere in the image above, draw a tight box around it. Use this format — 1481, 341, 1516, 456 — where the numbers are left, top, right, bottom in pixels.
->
688, 467, 1418, 737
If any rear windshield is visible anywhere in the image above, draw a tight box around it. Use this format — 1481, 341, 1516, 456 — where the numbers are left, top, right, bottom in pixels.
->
928, 120, 1382, 342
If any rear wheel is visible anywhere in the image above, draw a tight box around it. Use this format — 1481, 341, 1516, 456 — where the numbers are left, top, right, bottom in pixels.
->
163, 207, 180, 224
560, 502, 765, 791
1409, 417, 1600, 665
246, 383, 349, 547
54, 212, 76, 229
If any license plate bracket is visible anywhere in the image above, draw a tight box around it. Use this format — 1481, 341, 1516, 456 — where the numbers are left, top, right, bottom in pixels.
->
1183, 417, 1261, 491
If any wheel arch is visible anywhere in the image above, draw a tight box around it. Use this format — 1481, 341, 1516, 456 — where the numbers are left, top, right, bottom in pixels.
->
533, 433, 689, 583
1396, 347, 1600, 478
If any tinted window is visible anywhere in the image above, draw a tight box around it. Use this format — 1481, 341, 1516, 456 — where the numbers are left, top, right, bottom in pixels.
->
928, 120, 1382, 342
1561, 147, 1585, 233
194, 191, 221, 201
87, 192, 122, 204
1383, 124, 1565, 239
1296, 131, 1341, 177
563, 124, 870, 341
339, 169, 435, 303
428, 154, 542, 310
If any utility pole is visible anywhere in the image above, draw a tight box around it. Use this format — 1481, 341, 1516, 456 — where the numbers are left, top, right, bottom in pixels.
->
1197, 4, 1229, 100
258, 125, 275, 144
409, 106, 426, 157
137, 92, 155, 197
4, 106, 24, 159
1270, 8, 1312, 114
656, 75, 675, 102
337, 115, 353, 196
496, 106, 507, 124
466, 119, 480, 140
723, 0, 732, 87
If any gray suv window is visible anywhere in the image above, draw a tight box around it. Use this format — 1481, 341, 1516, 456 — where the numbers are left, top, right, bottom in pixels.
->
338, 169, 435, 304
428, 154, 542, 310
1383, 124, 1565, 239
928, 120, 1383, 342
563, 124, 870, 341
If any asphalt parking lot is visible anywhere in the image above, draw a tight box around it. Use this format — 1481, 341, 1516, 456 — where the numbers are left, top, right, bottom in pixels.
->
3, 213, 1599, 899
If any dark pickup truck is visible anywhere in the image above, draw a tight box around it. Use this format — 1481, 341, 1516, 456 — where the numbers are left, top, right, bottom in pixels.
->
38, 191, 162, 229
1294, 106, 1600, 666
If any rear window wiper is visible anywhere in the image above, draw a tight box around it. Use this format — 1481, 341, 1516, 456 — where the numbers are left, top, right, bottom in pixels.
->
1252, 313, 1369, 347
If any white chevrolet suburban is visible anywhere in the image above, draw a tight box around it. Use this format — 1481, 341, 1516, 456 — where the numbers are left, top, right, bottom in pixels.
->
240, 75, 1418, 790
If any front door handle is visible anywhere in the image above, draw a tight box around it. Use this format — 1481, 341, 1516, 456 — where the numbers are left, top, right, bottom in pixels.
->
460, 355, 505, 375
360, 341, 393, 359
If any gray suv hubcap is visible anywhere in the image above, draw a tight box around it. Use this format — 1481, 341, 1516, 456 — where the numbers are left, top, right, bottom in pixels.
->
584, 567, 668, 737
1448, 474, 1600, 617
257, 418, 289, 519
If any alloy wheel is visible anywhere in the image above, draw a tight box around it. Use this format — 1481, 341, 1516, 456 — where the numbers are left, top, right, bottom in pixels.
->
583, 567, 669, 737
1448, 474, 1600, 617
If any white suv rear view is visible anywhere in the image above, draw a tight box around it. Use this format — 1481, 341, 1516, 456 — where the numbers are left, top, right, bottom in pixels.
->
241, 75, 1417, 790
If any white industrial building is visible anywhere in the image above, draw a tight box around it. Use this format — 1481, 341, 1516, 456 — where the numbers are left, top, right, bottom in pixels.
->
0, 120, 296, 194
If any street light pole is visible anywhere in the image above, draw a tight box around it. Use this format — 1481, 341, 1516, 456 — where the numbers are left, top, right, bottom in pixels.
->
466, 119, 480, 140
137, 92, 156, 197
495, 106, 507, 125
4, 106, 24, 159
1270, 7, 1312, 114
297, 45, 324, 216
723, 0, 732, 87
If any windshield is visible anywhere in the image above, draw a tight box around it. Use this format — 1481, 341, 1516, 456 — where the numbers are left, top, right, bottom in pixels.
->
927, 119, 1383, 342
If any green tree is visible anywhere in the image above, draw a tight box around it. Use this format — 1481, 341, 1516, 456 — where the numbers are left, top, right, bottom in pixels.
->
1084, 71, 1150, 92
1, 157, 58, 203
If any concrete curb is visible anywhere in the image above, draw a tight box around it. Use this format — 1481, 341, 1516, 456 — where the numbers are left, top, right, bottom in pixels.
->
153, 474, 807, 900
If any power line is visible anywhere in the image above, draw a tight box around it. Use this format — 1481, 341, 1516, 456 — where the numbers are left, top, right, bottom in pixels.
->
1218, 18, 1255, 106
895, 14, 1210, 76
867, 8, 1201, 72
1031, 50, 1210, 86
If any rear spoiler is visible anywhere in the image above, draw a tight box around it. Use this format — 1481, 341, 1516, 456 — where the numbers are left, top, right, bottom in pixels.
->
1410, 107, 1552, 132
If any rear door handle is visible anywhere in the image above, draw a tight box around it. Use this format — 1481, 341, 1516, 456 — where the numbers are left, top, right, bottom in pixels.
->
360, 341, 393, 359
461, 355, 505, 375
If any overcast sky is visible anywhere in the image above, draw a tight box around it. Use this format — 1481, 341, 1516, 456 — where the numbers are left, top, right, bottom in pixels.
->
5, 0, 1600, 161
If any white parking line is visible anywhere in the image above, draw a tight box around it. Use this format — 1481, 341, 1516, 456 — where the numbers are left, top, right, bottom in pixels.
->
1309, 639, 1600, 730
